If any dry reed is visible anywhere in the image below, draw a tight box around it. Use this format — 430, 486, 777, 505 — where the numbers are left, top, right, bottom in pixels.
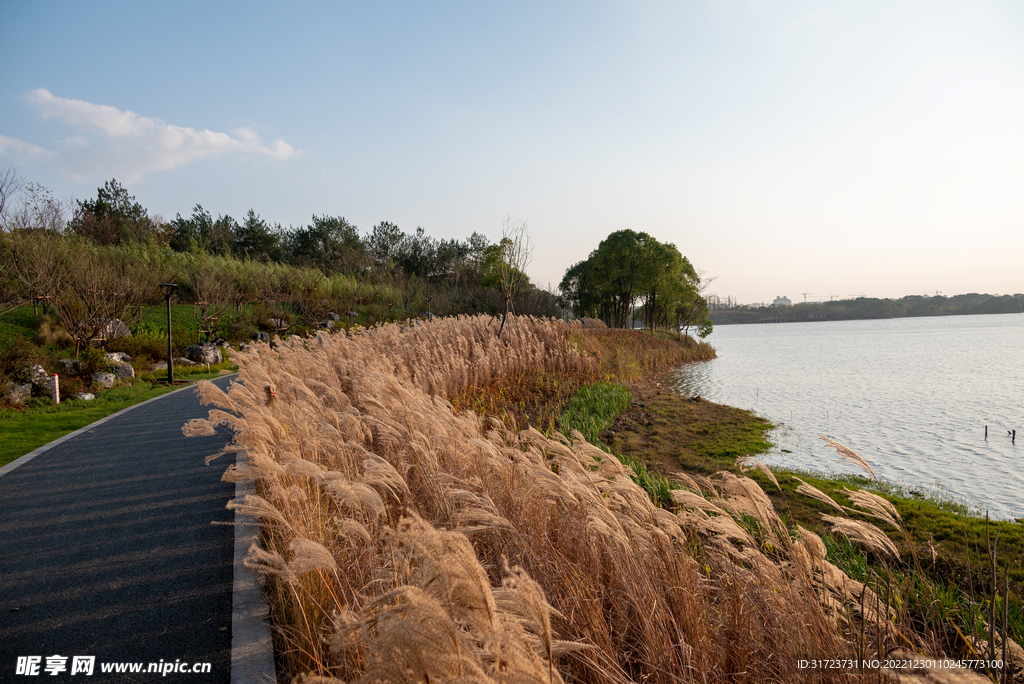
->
187, 315, 879, 682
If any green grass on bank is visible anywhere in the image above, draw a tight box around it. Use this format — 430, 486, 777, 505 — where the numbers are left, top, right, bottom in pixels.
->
0, 371, 233, 468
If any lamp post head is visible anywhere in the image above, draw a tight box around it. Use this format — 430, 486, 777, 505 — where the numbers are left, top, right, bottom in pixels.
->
160, 283, 179, 298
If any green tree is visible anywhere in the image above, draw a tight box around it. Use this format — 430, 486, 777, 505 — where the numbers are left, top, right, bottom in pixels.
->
234, 210, 282, 262
288, 215, 365, 274
71, 179, 163, 245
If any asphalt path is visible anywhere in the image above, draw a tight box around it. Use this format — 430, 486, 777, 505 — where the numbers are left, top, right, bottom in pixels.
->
0, 376, 239, 682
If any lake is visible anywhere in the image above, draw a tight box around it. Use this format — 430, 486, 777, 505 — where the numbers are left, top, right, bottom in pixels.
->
667, 313, 1024, 520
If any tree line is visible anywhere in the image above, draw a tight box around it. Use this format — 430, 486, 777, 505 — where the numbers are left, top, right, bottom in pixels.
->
559, 229, 713, 338
710, 293, 1024, 325
0, 171, 561, 328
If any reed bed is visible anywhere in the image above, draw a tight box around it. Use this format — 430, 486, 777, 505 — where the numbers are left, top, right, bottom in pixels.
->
188, 316, 888, 683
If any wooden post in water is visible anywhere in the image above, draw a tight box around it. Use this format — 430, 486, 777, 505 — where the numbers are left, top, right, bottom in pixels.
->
985, 425, 988, 439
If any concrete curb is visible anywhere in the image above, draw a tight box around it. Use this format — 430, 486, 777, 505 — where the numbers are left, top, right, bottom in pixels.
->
0, 374, 278, 683
231, 477, 277, 683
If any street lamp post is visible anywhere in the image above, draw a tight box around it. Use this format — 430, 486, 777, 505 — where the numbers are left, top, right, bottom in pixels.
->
426, 296, 433, 319
160, 283, 178, 385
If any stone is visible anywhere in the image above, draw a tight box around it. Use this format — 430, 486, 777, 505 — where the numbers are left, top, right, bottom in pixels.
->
98, 318, 131, 340
267, 317, 287, 329
185, 343, 223, 365
114, 363, 135, 380
105, 351, 132, 364
72, 392, 96, 401
252, 331, 270, 344
5, 382, 32, 404
173, 357, 196, 367
92, 372, 117, 389
327, 312, 341, 321
346, 311, 359, 318
27, 365, 58, 394
58, 358, 82, 375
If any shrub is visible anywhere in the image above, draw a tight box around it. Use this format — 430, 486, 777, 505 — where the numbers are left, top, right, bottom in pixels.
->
0, 335, 48, 381
33, 316, 74, 347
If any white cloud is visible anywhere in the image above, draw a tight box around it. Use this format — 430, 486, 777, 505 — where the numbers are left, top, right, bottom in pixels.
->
0, 133, 54, 161
4, 88, 295, 182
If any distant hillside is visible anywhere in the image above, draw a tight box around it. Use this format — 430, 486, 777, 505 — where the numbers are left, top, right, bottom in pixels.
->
711, 293, 1024, 325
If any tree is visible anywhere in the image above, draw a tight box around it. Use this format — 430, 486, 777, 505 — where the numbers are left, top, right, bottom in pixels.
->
366, 221, 404, 273
288, 215, 365, 274
493, 218, 532, 338
169, 205, 237, 255
675, 258, 714, 340
0, 167, 25, 221
47, 240, 166, 354
234, 210, 282, 262
70, 179, 162, 245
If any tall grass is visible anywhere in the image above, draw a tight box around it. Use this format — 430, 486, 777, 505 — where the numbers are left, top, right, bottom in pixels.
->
189, 316, 907, 682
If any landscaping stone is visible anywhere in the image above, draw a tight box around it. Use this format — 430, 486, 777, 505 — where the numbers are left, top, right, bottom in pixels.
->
5, 383, 32, 404
27, 365, 49, 387
173, 357, 197, 366
252, 331, 270, 344
105, 352, 132, 364
99, 318, 131, 339
327, 312, 341, 321
72, 392, 96, 401
58, 358, 82, 375
185, 343, 223, 365
92, 372, 117, 389
114, 363, 135, 380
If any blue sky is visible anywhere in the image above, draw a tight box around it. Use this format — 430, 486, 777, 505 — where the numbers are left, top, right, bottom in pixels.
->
2, 1, 1022, 304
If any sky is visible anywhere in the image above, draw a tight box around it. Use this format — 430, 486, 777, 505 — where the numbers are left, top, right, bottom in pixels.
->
1, 1, 1022, 304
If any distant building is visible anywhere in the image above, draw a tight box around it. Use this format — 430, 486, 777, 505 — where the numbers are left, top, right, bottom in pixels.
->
772, 295, 792, 307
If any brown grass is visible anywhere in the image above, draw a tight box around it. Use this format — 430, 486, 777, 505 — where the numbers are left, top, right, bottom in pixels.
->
188, 315, 873, 682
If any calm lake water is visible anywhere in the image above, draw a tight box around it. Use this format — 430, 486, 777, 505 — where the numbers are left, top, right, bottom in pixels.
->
667, 313, 1024, 520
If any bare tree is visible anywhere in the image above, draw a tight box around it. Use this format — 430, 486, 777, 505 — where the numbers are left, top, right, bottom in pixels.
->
0, 167, 25, 221
48, 242, 163, 354
496, 217, 533, 338
184, 254, 236, 342
5, 229, 68, 315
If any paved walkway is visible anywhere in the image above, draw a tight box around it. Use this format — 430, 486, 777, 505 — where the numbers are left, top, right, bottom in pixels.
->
0, 376, 251, 682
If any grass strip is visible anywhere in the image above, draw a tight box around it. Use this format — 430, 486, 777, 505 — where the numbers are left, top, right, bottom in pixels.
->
0, 371, 232, 467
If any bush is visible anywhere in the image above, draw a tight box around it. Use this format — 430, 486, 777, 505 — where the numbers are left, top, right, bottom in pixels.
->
107, 334, 167, 365
34, 316, 74, 347
0, 335, 48, 381
77, 345, 107, 376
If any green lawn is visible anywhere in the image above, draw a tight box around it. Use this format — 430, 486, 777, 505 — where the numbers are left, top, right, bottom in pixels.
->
0, 371, 233, 468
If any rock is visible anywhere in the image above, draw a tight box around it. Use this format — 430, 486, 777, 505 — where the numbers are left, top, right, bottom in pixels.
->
98, 318, 131, 340
105, 352, 132, 364
114, 363, 135, 380
346, 311, 359, 318
327, 312, 341, 321
267, 318, 287, 329
58, 358, 82, 375
172, 357, 196, 367
252, 331, 270, 344
92, 372, 117, 389
27, 365, 49, 386
27, 365, 57, 393
5, 382, 32, 404
185, 343, 223, 365
72, 392, 96, 401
